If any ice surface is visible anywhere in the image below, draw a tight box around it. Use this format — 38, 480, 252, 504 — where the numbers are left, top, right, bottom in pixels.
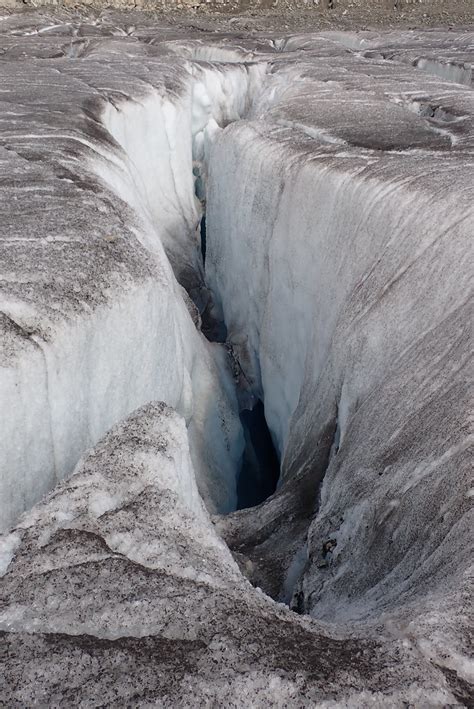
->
0, 9, 472, 706
1, 403, 464, 706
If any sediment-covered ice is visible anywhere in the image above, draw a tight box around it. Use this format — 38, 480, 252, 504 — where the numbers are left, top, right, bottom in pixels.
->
0, 403, 466, 706
0, 9, 472, 706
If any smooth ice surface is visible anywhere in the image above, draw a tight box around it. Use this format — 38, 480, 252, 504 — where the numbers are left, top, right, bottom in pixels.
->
0, 10, 473, 707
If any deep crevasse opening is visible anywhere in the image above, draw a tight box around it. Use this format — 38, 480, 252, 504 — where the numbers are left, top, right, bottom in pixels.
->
90, 59, 281, 515
237, 400, 280, 510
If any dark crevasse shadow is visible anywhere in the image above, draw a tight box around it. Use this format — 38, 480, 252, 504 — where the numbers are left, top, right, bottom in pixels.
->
200, 214, 207, 266
237, 400, 280, 510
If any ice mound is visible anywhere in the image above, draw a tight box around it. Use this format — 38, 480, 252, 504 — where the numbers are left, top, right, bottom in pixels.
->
1, 403, 467, 706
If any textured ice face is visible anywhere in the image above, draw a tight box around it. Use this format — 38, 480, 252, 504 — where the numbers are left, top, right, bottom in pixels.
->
0, 403, 465, 707
0, 404, 244, 629
0, 9, 473, 706
0, 26, 246, 530
206, 41, 472, 686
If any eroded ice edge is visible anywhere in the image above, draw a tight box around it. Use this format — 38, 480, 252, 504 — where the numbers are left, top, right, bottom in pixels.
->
0, 10, 473, 706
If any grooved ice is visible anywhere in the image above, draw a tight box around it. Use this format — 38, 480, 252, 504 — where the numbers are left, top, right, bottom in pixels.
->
0, 10, 472, 707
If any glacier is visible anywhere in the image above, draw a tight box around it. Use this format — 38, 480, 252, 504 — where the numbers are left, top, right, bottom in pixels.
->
0, 8, 473, 707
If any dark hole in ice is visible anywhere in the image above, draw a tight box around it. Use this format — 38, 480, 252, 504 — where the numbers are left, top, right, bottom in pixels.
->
237, 400, 280, 510
201, 303, 227, 343
333, 416, 341, 455
200, 214, 207, 266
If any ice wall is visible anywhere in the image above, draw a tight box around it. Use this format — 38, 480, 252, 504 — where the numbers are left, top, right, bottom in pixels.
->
0, 47, 270, 532
0, 257, 246, 532
0, 58, 271, 531
206, 114, 472, 642
206, 121, 470, 459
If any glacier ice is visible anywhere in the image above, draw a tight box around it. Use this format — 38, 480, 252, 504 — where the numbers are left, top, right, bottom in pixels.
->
1, 402, 466, 707
0, 39, 255, 530
0, 8, 473, 707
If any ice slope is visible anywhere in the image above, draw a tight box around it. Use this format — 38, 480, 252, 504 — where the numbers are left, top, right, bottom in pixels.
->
0, 32, 258, 530
0, 403, 463, 706
319, 29, 473, 85
206, 42, 473, 687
